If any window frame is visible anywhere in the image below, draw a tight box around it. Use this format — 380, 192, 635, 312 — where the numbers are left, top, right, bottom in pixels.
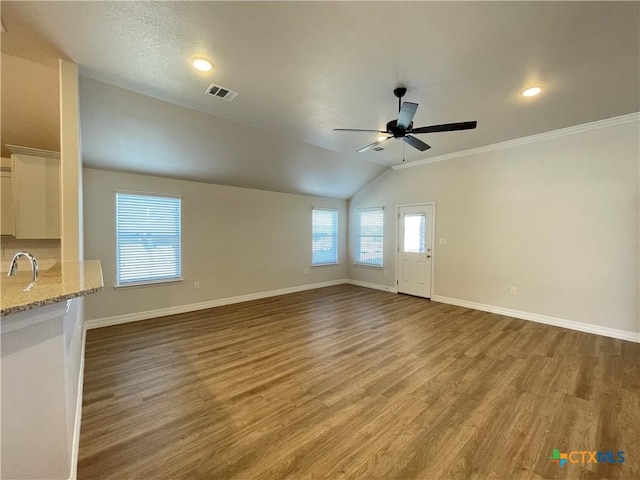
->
311, 207, 339, 266
115, 190, 183, 288
354, 206, 384, 268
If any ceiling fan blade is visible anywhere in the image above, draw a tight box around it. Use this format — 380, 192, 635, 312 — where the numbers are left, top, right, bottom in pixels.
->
396, 102, 418, 129
357, 136, 392, 153
411, 121, 477, 134
333, 128, 387, 133
404, 135, 431, 151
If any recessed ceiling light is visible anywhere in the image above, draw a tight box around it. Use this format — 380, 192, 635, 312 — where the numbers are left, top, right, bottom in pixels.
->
522, 86, 542, 97
191, 57, 213, 72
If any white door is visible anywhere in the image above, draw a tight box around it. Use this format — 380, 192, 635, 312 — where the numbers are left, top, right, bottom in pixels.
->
397, 204, 433, 298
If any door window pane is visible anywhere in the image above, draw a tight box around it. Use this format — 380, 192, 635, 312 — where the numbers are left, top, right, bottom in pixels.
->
403, 214, 425, 253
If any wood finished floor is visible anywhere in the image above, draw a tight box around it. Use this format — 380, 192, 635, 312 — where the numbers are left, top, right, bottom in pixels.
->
78, 285, 639, 480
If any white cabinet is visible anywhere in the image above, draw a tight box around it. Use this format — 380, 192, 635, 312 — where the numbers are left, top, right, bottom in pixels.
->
1, 157, 15, 236
7, 145, 60, 239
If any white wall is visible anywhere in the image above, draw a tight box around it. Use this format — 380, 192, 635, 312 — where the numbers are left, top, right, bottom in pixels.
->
349, 117, 640, 335
83, 168, 347, 321
59, 59, 84, 262
79, 78, 386, 200
0, 54, 60, 158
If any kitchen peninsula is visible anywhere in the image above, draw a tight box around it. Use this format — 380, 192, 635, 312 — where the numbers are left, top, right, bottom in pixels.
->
1, 259, 103, 316
1, 259, 103, 480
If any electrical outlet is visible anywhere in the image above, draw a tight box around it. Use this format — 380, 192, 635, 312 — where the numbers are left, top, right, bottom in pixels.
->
304, 268, 308, 274
510, 286, 517, 295
194, 281, 200, 289
439, 238, 447, 245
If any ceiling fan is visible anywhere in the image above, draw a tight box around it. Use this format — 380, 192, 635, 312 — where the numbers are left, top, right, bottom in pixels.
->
334, 87, 477, 155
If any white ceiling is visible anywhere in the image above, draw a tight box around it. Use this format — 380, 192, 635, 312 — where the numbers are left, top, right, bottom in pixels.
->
2, 1, 638, 198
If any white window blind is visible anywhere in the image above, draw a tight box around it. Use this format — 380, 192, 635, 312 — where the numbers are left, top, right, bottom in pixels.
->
116, 192, 182, 286
312, 208, 338, 265
355, 207, 384, 267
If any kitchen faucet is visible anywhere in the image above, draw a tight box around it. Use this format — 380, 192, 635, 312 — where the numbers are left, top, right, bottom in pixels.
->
7, 251, 39, 291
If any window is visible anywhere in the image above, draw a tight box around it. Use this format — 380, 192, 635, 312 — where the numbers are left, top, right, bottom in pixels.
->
403, 213, 426, 253
355, 207, 384, 267
312, 208, 338, 265
116, 192, 182, 286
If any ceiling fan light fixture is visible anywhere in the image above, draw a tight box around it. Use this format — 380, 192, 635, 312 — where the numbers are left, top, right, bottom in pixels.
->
377, 135, 388, 142
191, 57, 214, 72
522, 86, 542, 97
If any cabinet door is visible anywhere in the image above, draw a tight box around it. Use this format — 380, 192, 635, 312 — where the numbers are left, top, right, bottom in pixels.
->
1, 172, 15, 235
13, 154, 60, 239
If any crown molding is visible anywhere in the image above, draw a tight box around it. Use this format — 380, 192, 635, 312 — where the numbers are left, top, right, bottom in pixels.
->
393, 112, 640, 171
6, 144, 60, 159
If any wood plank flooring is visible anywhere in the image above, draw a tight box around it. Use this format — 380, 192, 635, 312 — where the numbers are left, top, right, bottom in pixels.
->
78, 285, 640, 479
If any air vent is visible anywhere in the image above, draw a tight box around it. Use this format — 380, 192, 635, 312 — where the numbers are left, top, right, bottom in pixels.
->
372, 147, 385, 152
205, 83, 239, 101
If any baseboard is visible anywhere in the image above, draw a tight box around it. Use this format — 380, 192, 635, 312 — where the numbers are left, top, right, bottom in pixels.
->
347, 279, 397, 293
86, 279, 349, 329
68, 326, 86, 480
431, 295, 640, 343
85, 280, 638, 343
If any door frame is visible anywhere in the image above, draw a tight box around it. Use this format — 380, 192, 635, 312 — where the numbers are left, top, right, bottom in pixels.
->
395, 202, 436, 298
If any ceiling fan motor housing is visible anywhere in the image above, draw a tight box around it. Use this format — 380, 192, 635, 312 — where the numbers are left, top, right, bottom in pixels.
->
393, 87, 407, 98
386, 119, 412, 138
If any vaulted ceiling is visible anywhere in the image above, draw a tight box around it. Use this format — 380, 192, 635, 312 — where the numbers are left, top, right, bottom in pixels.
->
2, 1, 638, 198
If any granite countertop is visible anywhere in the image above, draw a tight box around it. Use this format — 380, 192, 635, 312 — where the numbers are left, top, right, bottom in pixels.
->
1, 260, 103, 316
